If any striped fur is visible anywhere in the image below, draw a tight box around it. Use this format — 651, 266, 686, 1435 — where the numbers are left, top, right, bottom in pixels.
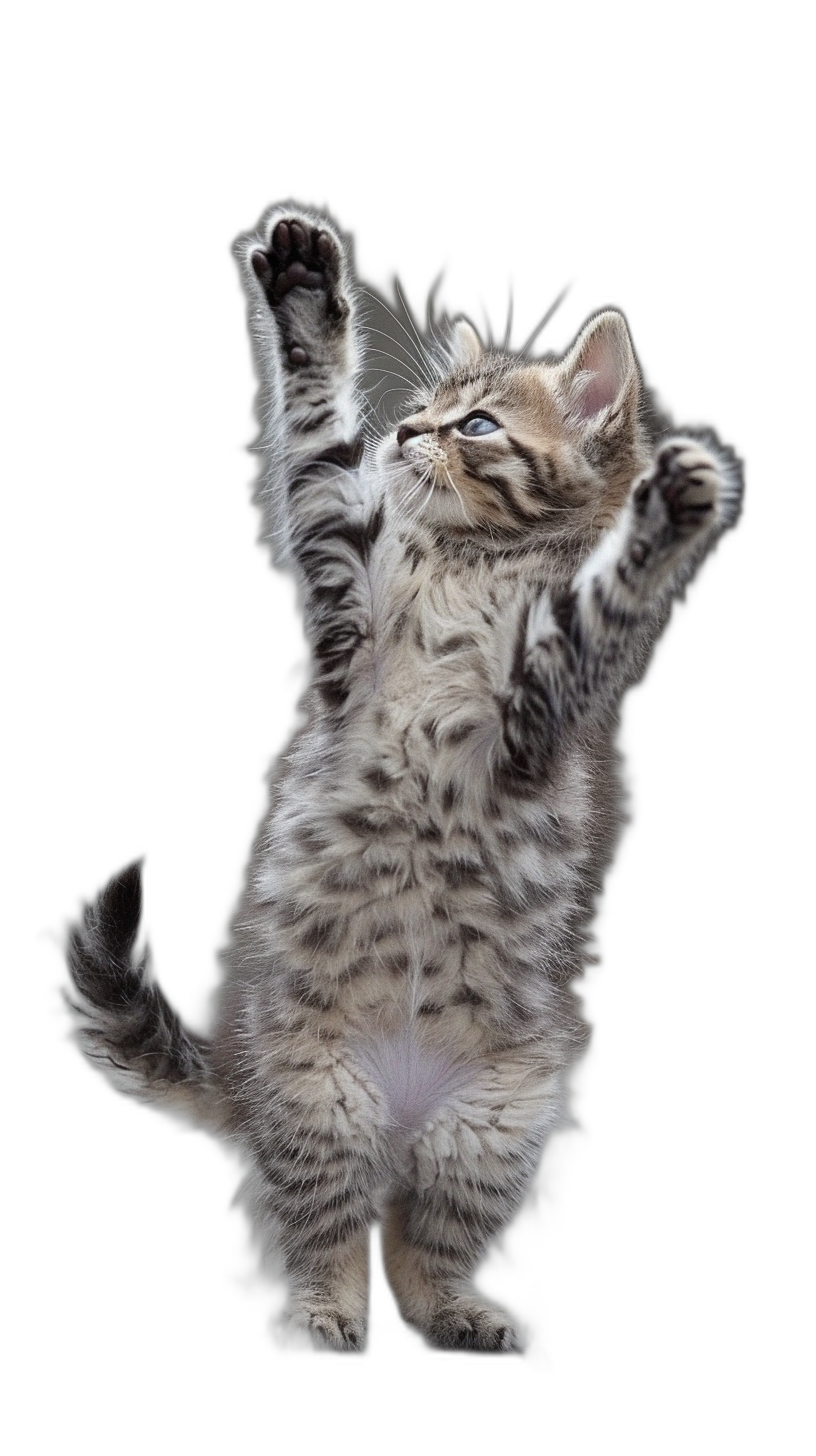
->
66, 204, 743, 1352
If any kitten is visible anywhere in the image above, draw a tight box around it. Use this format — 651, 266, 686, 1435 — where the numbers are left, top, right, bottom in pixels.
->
67, 204, 743, 1352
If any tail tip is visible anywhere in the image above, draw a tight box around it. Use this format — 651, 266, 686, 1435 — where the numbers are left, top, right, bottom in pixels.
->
88, 858, 145, 959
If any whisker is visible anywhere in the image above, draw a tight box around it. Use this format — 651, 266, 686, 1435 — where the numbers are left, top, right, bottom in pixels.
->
400, 466, 435, 524
360, 331, 432, 390
358, 324, 430, 370
503, 290, 514, 352
401, 462, 435, 521
519, 284, 571, 357
481, 303, 494, 350
365, 363, 431, 393
423, 300, 452, 373
422, 278, 442, 361
366, 386, 429, 431
443, 466, 475, 528
371, 384, 419, 407
394, 280, 443, 385
358, 287, 438, 388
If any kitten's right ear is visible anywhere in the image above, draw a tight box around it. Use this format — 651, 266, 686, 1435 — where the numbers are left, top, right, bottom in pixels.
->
447, 317, 483, 369
556, 310, 640, 438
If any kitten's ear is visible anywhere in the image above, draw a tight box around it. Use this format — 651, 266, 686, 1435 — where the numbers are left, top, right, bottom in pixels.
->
557, 310, 639, 435
448, 317, 483, 369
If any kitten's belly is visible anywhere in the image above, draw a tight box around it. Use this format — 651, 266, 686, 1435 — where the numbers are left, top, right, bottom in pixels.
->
253, 705, 595, 1053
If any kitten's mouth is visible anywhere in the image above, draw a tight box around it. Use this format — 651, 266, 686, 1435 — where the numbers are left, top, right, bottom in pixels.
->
402, 461, 450, 494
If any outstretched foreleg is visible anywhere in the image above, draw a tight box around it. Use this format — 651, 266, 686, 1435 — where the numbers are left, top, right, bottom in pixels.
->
503, 436, 743, 774
237, 206, 383, 708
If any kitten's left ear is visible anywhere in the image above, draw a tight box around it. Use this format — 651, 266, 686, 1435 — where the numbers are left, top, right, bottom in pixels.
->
557, 310, 640, 436
448, 317, 483, 369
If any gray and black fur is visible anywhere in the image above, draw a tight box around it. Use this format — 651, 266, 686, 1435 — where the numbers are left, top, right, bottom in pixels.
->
66, 204, 743, 1352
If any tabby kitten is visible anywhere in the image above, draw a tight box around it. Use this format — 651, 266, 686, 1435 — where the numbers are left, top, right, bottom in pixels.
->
67, 204, 743, 1352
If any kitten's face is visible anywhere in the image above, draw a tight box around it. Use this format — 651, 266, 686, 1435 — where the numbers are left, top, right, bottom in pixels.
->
381, 311, 651, 550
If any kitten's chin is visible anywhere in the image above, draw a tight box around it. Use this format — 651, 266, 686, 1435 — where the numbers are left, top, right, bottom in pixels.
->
422, 485, 475, 531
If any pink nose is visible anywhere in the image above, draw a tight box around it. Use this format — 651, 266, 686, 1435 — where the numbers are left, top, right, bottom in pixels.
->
397, 425, 421, 448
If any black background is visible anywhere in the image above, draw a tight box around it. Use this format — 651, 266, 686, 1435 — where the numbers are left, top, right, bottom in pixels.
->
22, 116, 769, 1421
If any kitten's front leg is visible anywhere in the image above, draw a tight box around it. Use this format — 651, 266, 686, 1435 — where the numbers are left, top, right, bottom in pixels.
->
607, 436, 742, 600
249, 215, 359, 471
239, 208, 380, 709
503, 437, 743, 773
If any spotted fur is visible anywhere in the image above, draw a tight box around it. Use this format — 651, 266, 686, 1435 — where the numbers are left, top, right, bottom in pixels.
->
66, 203, 743, 1352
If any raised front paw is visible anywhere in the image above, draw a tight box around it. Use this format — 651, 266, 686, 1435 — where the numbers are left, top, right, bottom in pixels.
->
252, 218, 346, 321
633, 437, 741, 545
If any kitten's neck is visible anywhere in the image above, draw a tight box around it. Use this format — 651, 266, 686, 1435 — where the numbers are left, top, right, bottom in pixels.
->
407, 521, 592, 585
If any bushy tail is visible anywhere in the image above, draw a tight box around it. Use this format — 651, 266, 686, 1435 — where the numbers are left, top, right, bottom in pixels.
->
66, 862, 221, 1128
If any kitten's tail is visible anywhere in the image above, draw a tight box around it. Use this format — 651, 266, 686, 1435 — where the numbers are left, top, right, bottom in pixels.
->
66, 862, 223, 1130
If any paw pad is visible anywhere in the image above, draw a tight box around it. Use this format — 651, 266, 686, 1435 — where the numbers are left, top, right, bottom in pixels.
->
637, 439, 722, 539
251, 217, 346, 316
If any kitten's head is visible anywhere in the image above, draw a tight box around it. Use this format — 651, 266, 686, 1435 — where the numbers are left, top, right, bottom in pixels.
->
381, 310, 653, 554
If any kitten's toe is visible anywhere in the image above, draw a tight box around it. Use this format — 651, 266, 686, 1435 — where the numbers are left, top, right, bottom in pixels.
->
307, 1309, 367, 1353
252, 216, 344, 310
428, 1299, 522, 1353
635, 437, 735, 540
660, 442, 719, 528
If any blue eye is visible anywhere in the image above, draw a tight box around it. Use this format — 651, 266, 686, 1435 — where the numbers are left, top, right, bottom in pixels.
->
459, 413, 500, 437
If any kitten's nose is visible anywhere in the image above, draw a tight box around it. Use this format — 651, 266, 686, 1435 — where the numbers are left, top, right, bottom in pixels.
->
397, 424, 422, 448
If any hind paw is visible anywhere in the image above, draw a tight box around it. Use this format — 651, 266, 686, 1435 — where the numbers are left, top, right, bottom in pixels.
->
427, 1297, 522, 1353
271, 1310, 367, 1351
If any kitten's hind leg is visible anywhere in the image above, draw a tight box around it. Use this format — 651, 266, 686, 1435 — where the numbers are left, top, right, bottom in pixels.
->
244, 1046, 390, 1351
384, 1062, 559, 1351
248, 1149, 375, 1352
287, 1227, 371, 1353
383, 1196, 522, 1353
